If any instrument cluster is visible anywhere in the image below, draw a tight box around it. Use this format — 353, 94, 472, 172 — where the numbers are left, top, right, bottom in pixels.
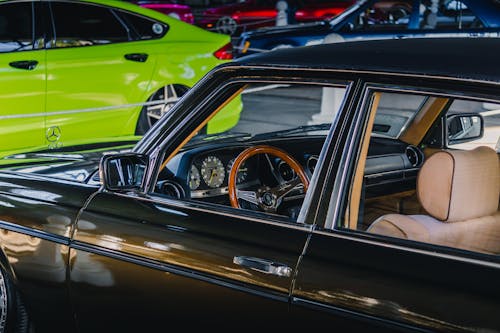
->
189, 152, 257, 199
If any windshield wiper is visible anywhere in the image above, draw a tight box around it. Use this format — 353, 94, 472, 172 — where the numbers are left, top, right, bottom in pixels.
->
252, 123, 331, 139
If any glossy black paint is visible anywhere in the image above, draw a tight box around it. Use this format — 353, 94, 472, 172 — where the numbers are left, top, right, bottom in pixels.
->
71, 191, 309, 329
294, 229, 500, 332
0, 38, 497, 332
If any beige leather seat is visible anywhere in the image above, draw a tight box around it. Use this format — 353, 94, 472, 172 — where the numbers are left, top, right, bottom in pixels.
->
367, 146, 500, 255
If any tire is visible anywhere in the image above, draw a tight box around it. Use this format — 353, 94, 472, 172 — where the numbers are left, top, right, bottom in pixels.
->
135, 84, 189, 135
215, 16, 237, 35
0, 267, 32, 333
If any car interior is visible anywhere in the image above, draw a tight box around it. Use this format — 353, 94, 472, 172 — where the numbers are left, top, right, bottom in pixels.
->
152, 82, 499, 255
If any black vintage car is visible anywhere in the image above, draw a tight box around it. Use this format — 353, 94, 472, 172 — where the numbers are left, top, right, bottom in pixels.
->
0, 38, 498, 332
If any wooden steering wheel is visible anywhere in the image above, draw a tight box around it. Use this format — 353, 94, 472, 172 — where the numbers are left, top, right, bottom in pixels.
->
228, 145, 309, 213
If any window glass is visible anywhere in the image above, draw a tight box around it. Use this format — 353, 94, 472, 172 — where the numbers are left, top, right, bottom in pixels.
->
340, 89, 500, 256
115, 10, 168, 40
51, 2, 129, 48
0, 2, 34, 53
155, 83, 348, 222
419, 0, 483, 29
347, 0, 412, 31
373, 92, 425, 138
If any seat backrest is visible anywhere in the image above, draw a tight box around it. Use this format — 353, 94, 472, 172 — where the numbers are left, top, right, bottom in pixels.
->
368, 146, 500, 254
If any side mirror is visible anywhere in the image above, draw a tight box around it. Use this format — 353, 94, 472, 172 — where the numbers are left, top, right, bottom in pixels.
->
100, 153, 148, 191
446, 113, 483, 145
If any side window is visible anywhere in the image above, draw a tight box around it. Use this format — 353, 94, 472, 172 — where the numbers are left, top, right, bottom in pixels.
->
154, 82, 348, 222
51, 3, 129, 48
0, 2, 34, 53
114, 10, 168, 40
348, 0, 412, 31
341, 89, 499, 256
419, 0, 483, 29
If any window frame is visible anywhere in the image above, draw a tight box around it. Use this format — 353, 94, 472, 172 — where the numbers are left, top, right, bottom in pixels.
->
46, 0, 166, 49
139, 72, 356, 226
320, 79, 500, 265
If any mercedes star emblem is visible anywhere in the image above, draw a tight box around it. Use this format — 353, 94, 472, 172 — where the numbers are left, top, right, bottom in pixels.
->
46, 126, 61, 143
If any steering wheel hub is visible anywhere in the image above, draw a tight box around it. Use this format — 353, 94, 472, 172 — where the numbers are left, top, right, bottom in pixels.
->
260, 191, 276, 207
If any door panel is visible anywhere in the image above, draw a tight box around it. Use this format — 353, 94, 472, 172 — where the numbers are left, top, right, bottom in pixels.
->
45, 2, 157, 147
292, 231, 500, 332
0, 174, 98, 332
71, 192, 310, 329
0, 1, 45, 154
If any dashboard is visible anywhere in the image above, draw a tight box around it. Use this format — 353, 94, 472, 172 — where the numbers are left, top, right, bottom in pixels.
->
156, 136, 425, 207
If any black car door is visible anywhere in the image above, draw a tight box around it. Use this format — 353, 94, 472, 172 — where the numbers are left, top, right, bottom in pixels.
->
289, 82, 500, 332
292, 229, 500, 332
70, 191, 311, 331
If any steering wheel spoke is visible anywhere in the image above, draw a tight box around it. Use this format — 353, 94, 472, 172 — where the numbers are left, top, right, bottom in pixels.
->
264, 153, 284, 183
236, 189, 259, 206
271, 177, 303, 201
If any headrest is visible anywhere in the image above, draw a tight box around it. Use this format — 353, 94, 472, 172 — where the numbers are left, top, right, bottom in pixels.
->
417, 146, 499, 222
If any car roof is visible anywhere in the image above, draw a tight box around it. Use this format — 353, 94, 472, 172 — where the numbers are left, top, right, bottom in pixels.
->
234, 38, 500, 85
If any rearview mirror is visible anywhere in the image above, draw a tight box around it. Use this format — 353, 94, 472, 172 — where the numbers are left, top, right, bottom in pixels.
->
447, 113, 483, 145
100, 153, 148, 191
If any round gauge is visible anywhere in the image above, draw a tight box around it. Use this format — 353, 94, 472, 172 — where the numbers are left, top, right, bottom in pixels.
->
201, 156, 225, 188
227, 158, 248, 184
278, 160, 296, 181
188, 165, 201, 190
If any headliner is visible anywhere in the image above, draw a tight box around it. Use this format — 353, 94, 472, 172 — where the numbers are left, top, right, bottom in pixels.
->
234, 38, 500, 84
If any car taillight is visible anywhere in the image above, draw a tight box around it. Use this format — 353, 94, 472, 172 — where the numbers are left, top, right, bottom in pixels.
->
214, 42, 233, 60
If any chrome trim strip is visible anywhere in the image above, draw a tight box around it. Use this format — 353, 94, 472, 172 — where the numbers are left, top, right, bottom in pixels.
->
71, 240, 289, 303
105, 191, 314, 232
236, 65, 500, 87
0, 220, 70, 245
313, 229, 500, 269
0, 100, 165, 120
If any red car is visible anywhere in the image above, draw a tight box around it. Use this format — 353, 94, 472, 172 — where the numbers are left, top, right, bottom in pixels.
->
197, 0, 355, 35
128, 0, 194, 24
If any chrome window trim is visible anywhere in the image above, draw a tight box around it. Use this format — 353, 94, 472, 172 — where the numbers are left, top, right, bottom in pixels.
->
324, 82, 500, 264
104, 191, 315, 232
312, 228, 500, 269
142, 76, 354, 226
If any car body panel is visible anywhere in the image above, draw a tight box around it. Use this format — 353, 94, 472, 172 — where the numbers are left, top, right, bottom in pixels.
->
45, 41, 158, 145
292, 230, 500, 331
236, 0, 500, 56
197, 0, 354, 35
0, 49, 46, 152
0, 0, 238, 157
0, 173, 98, 332
71, 191, 310, 329
0, 38, 497, 331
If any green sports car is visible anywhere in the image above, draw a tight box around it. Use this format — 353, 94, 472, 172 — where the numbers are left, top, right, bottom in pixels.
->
0, 0, 240, 156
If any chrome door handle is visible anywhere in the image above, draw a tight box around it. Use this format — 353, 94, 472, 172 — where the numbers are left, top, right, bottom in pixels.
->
233, 256, 292, 277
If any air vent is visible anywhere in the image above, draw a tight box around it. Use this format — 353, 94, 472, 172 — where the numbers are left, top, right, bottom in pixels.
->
160, 181, 185, 199
306, 155, 319, 174
405, 145, 422, 167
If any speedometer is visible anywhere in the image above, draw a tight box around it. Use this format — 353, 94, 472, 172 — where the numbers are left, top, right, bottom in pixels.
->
201, 156, 225, 188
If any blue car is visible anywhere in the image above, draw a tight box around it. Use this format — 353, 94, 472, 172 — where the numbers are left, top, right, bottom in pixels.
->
235, 0, 500, 57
